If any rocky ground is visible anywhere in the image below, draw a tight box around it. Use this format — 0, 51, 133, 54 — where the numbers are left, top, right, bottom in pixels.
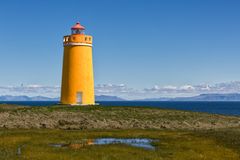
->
0, 104, 240, 130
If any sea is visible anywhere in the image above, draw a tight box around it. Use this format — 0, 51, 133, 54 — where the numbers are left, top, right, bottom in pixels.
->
0, 101, 240, 116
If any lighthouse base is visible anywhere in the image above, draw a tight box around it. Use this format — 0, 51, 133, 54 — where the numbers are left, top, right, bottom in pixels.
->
58, 103, 99, 106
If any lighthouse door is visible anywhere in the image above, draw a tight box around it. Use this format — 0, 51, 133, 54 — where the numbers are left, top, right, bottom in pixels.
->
76, 92, 82, 104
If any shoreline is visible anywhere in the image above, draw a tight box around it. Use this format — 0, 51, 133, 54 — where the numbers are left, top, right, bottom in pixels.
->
1, 101, 240, 117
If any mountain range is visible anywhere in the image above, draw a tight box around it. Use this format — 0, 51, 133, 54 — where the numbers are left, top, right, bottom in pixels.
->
1, 93, 240, 101
138, 93, 240, 101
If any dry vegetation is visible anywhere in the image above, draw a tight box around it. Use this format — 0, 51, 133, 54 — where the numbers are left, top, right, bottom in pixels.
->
0, 104, 239, 130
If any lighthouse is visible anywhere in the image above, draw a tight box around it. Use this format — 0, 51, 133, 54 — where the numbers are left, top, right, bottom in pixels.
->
60, 22, 95, 105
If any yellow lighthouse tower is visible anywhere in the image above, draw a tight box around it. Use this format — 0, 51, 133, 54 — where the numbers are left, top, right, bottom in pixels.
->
60, 22, 95, 105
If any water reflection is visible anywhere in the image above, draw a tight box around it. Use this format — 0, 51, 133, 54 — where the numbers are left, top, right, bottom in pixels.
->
94, 138, 155, 150
49, 138, 156, 150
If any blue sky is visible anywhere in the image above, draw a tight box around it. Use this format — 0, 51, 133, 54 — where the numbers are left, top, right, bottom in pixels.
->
0, 0, 240, 98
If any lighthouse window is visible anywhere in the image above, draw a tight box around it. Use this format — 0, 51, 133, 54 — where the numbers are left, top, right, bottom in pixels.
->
85, 37, 88, 41
89, 37, 91, 41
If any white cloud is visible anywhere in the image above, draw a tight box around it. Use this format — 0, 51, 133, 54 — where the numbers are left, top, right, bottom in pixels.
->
179, 85, 195, 91
0, 85, 60, 98
1, 81, 240, 100
95, 84, 139, 99
162, 85, 177, 90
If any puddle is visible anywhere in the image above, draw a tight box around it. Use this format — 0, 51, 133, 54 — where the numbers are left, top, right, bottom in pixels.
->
49, 143, 68, 148
49, 138, 156, 150
94, 138, 155, 150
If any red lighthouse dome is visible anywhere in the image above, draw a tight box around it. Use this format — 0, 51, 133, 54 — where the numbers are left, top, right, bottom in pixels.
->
71, 22, 85, 34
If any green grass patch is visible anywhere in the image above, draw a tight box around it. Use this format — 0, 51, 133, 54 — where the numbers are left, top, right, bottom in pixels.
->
0, 129, 239, 160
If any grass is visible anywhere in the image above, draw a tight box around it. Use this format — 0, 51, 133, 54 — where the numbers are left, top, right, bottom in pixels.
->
0, 104, 240, 159
0, 129, 239, 160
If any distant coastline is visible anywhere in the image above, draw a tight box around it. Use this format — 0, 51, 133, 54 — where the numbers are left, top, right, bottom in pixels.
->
1, 93, 240, 101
